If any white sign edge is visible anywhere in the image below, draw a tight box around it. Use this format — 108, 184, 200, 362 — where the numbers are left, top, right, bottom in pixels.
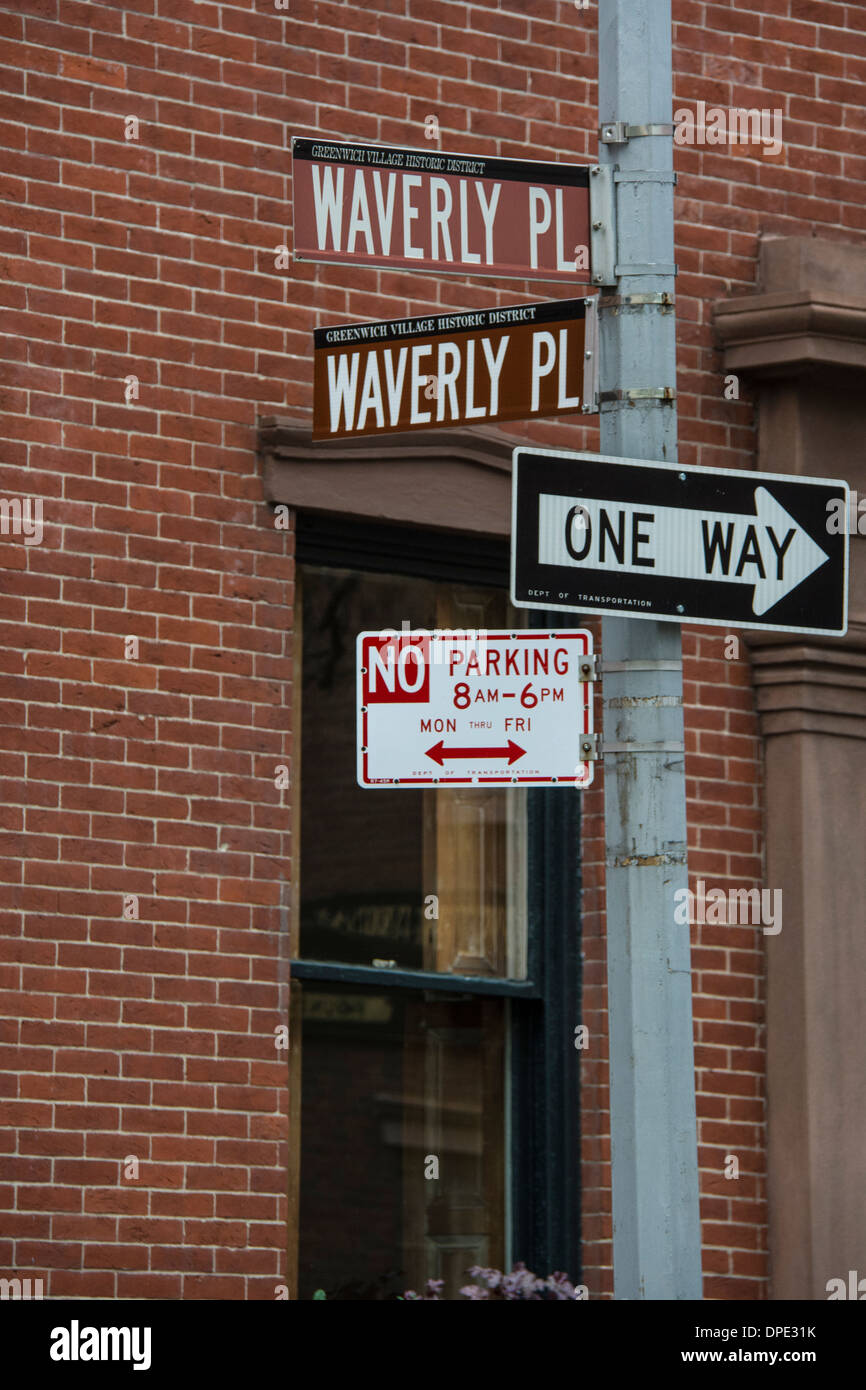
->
355, 627, 595, 790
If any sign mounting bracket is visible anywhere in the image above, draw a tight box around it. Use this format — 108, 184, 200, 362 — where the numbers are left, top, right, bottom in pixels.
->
589, 164, 616, 286
599, 292, 674, 310
613, 169, 678, 184
599, 387, 676, 404
578, 733, 600, 761
614, 260, 678, 276
598, 121, 674, 143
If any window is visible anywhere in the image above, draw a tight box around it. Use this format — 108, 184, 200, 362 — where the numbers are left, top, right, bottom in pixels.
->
289, 515, 581, 1300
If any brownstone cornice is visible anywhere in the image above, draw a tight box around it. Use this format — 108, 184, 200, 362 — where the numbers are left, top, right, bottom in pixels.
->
258, 418, 515, 472
257, 417, 519, 535
746, 626, 866, 737
713, 291, 866, 377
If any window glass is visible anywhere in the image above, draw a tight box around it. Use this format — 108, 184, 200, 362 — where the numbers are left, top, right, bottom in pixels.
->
297, 983, 505, 1300
299, 564, 526, 978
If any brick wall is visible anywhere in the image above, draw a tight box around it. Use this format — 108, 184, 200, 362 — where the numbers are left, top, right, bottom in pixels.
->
0, 0, 861, 1299
0, 0, 295, 1298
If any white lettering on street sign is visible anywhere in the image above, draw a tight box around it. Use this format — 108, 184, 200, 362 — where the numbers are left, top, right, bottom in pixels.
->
357, 629, 594, 788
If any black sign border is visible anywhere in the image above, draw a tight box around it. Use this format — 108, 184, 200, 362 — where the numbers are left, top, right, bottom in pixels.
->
511, 448, 849, 636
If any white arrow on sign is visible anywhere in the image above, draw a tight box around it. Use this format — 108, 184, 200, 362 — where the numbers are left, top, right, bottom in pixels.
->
538, 486, 829, 616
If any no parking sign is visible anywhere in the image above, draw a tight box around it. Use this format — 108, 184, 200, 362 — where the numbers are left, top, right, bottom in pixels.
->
357, 628, 595, 788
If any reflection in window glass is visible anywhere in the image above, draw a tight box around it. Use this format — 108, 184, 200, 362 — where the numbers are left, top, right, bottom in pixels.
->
299, 565, 526, 977
297, 984, 505, 1300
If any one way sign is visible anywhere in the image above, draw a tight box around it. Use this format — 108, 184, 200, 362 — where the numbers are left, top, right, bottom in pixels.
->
511, 448, 849, 636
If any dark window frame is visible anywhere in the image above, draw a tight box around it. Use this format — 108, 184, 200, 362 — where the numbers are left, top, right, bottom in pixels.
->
292, 509, 582, 1287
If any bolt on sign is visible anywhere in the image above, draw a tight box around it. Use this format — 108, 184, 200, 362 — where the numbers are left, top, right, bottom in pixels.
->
313, 298, 598, 440
292, 137, 592, 283
511, 447, 849, 636
357, 629, 595, 789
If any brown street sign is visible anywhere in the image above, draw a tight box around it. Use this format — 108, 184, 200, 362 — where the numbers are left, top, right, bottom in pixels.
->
312, 298, 599, 441
292, 137, 592, 284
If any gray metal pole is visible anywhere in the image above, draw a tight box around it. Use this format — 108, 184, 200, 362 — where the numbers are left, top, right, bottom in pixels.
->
597, 0, 703, 1299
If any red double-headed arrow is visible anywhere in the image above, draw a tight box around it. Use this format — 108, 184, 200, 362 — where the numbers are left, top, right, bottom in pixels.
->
425, 739, 526, 766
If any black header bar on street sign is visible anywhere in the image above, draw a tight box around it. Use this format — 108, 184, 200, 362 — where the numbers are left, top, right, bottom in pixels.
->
313, 297, 591, 349
292, 137, 592, 189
